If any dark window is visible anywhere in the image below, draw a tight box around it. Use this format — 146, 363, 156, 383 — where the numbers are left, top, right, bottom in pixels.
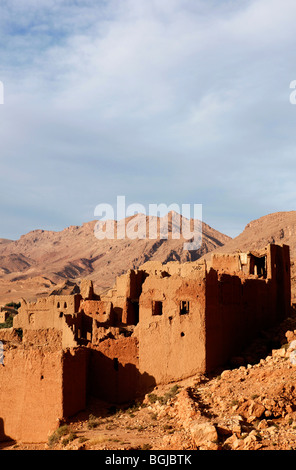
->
249, 255, 267, 278
59, 312, 64, 318
57, 302, 60, 308
180, 301, 190, 315
152, 301, 163, 316
64, 302, 67, 309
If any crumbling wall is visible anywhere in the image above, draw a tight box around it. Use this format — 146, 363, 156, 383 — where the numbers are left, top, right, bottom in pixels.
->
267, 244, 291, 321
0, 328, 88, 443
210, 253, 242, 274
205, 248, 291, 371
22, 328, 63, 348
15, 294, 81, 330
15, 296, 80, 349
88, 336, 141, 403
205, 244, 291, 372
62, 347, 89, 418
0, 311, 9, 323
99, 269, 146, 326
138, 264, 207, 385
205, 270, 273, 370
0, 336, 63, 442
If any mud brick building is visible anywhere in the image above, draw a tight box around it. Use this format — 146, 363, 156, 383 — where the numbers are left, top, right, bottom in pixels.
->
0, 243, 291, 442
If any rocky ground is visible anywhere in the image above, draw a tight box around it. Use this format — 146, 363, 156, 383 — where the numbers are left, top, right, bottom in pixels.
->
3, 311, 296, 452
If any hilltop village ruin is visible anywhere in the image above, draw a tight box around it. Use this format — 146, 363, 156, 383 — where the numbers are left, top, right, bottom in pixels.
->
0, 243, 291, 443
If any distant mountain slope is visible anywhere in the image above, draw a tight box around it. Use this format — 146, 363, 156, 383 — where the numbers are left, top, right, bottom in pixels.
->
204, 212, 296, 254
0, 213, 231, 303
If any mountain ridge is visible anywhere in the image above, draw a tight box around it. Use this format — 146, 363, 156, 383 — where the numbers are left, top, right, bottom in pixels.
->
3, 210, 296, 305
0, 213, 230, 304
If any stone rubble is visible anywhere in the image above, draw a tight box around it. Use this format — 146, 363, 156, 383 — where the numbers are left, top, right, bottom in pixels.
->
153, 320, 296, 450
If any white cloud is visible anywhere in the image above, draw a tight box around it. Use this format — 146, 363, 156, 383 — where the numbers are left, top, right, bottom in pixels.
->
1, 0, 296, 239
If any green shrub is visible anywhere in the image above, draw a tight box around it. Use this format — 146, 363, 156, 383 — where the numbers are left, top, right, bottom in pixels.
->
87, 414, 100, 429
61, 432, 77, 447
48, 425, 70, 447
159, 385, 181, 405
147, 393, 158, 404
148, 386, 181, 406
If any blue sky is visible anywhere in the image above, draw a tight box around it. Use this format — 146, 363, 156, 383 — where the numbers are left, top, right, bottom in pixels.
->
1, 0, 296, 240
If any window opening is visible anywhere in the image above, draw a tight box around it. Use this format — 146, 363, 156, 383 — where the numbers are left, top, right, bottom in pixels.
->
180, 301, 190, 315
152, 301, 163, 316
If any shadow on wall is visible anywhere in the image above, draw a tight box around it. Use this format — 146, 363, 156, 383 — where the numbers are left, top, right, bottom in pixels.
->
0, 417, 13, 446
88, 350, 156, 405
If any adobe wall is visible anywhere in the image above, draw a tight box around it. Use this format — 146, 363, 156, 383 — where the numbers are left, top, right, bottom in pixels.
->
15, 294, 81, 331
0, 336, 63, 442
137, 263, 207, 385
22, 328, 63, 348
15, 295, 80, 349
0, 311, 9, 323
205, 244, 291, 372
268, 244, 291, 321
80, 299, 115, 328
0, 329, 88, 443
88, 336, 141, 404
211, 253, 243, 274
62, 347, 90, 418
205, 271, 274, 371
99, 269, 146, 325
0, 327, 21, 344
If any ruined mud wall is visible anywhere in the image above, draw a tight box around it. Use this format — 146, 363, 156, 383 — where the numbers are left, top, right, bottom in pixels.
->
88, 336, 140, 404
211, 253, 242, 274
205, 244, 291, 372
15, 294, 81, 331
0, 329, 88, 443
205, 271, 284, 371
97, 270, 146, 327
0, 338, 63, 442
62, 347, 89, 418
268, 244, 291, 322
138, 267, 207, 385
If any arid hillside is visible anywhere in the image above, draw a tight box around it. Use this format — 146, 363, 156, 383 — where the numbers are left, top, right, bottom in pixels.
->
202, 211, 296, 302
2, 210, 296, 305
0, 213, 230, 304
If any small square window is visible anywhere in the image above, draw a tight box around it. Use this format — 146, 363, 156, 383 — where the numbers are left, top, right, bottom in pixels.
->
180, 301, 190, 315
152, 301, 163, 316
